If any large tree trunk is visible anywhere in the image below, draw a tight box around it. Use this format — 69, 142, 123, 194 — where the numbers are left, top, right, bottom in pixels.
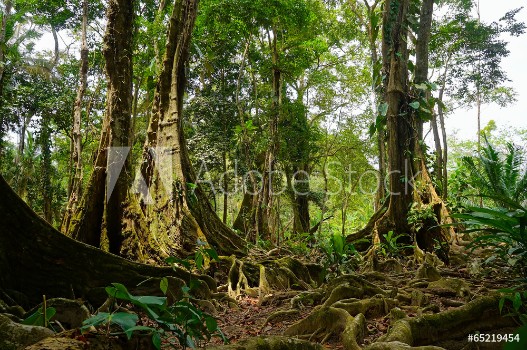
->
286, 166, 310, 234
104, 0, 134, 255
378, 0, 412, 236
66, 0, 134, 254
135, 0, 245, 259
233, 192, 257, 234
350, 0, 452, 260
0, 175, 214, 309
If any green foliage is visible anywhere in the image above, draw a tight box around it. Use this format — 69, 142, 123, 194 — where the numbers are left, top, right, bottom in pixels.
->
450, 137, 527, 273
453, 203, 527, 274
431, 2, 525, 110
166, 241, 220, 275
83, 245, 225, 349
282, 231, 313, 255
379, 231, 413, 258
407, 202, 438, 233
461, 137, 527, 208
22, 306, 56, 329
499, 284, 527, 325
322, 230, 362, 274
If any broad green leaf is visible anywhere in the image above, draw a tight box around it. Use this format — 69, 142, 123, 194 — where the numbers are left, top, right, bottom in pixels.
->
205, 248, 219, 261
409, 101, 420, 109
160, 277, 169, 295
111, 312, 139, 332
499, 297, 505, 313
81, 312, 111, 332
124, 325, 157, 340
22, 307, 56, 327
205, 315, 218, 332
195, 252, 204, 270
106, 283, 132, 300
378, 102, 388, 116
134, 295, 167, 306
152, 332, 162, 350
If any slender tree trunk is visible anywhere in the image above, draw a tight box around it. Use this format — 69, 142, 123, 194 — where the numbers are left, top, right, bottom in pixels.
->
292, 166, 310, 234
258, 29, 281, 242
365, 0, 386, 211
62, 0, 89, 233
477, 88, 481, 151
341, 192, 349, 236
51, 26, 59, 67
222, 151, 228, 224
232, 40, 258, 240
41, 118, 53, 224
431, 112, 444, 195
319, 143, 329, 237
0, 0, 12, 113
435, 57, 450, 200
130, 75, 142, 147
438, 86, 448, 200
16, 118, 27, 165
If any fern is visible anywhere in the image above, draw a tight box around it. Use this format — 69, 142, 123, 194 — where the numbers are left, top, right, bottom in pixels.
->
462, 136, 527, 207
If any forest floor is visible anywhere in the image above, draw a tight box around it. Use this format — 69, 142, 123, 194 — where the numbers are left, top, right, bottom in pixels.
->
201, 242, 521, 350
15, 241, 522, 350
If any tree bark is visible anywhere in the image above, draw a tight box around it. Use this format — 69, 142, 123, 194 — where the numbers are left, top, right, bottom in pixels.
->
62, 0, 89, 233
41, 118, 53, 224
233, 191, 257, 235
104, 0, 134, 255
51, 25, 59, 67
257, 28, 281, 242
136, 0, 245, 258
438, 81, 448, 200
66, 0, 135, 254
430, 111, 444, 195
0, 174, 215, 309
0, 0, 12, 104
222, 151, 228, 224
287, 166, 310, 234
381, 0, 412, 236
363, 0, 386, 211
351, 0, 452, 260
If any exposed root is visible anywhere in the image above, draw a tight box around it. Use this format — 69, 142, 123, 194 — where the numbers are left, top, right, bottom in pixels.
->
426, 277, 471, 298
220, 255, 317, 299
379, 295, 517, 346
291, 290, 326, 309
207, 336, 324, 350
364, 342, 446, 350
332, 294, 398, 318
226, 256, 250, 298
263, 309, 301, 327
284, 307, 365, 350
260, 291, 299, 307
323, 274, 387, 307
